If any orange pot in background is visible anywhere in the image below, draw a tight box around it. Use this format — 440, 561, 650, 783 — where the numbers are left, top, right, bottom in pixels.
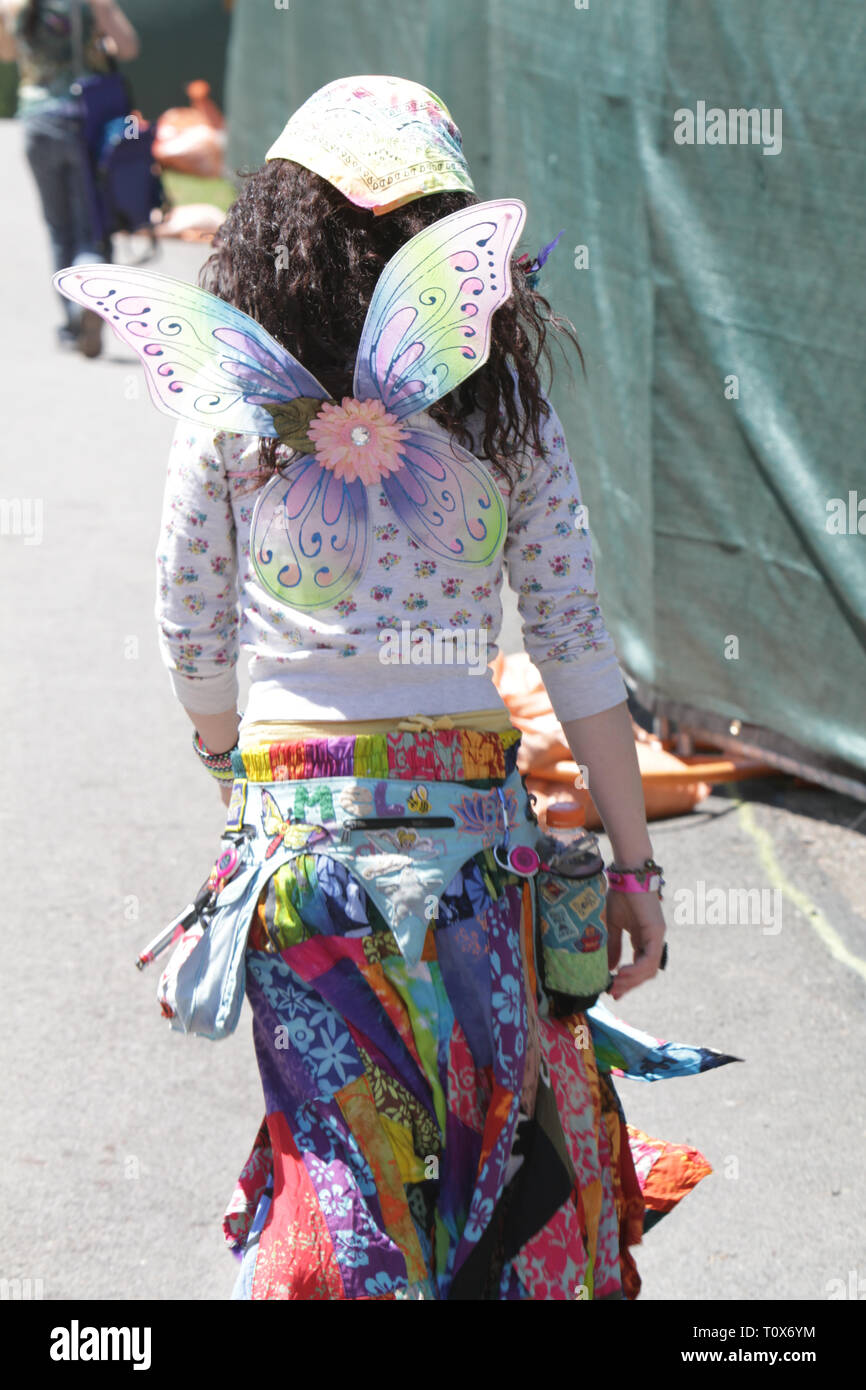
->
490, 651, 777, 829
153, 80, 227, 178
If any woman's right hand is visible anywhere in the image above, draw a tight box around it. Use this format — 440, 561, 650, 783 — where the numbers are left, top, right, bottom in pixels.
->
605, 887, 666, 1000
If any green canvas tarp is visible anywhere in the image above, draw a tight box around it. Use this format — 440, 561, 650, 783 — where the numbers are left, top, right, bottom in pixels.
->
224, 0, 866, 794
121, 0, 231, 117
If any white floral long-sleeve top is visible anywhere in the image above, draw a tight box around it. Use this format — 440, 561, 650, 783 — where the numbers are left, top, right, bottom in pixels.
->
155, 395, 628, 725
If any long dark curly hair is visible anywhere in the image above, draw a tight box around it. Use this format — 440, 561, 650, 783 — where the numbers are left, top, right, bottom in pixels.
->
199, 159, 583, 486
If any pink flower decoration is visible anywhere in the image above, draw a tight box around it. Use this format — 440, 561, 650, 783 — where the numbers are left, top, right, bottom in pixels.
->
307, 397, 407, 485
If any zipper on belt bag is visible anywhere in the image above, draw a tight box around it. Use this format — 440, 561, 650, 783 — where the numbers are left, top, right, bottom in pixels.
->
340, 816, 455, 843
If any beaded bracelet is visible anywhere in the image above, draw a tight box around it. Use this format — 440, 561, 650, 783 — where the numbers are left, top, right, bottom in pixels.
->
192, 728, 238, 782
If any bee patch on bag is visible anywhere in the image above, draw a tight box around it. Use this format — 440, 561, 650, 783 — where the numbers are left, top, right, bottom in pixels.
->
406, 784, 431, 814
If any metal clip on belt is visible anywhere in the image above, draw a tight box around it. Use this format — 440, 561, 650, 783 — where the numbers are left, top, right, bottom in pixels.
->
135, 845, 242, 970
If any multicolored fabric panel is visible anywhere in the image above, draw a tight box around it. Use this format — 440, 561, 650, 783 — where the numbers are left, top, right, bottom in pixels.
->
626, 1126, 713, 1221
587, 1000, 741, 1082
221, 838, 733, 1300
232, 728, 520, 784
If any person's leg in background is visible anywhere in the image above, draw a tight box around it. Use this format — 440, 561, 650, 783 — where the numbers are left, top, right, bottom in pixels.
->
64, 121, 107, 355
24, 120, 79, 343
23, 115, 105, 353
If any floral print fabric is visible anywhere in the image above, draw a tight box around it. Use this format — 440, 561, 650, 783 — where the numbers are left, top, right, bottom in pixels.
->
223, 838, 726, 1300
155, 399, 627, 724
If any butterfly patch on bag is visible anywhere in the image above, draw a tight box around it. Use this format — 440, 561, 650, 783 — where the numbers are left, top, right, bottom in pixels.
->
261, 790, 328, 858
53, 200, 526, 616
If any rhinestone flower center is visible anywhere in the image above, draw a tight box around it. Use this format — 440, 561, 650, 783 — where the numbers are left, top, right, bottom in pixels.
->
306, 397, 407, 485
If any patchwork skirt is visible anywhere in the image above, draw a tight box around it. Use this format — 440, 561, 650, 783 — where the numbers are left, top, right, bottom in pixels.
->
217, 724, 731, 1300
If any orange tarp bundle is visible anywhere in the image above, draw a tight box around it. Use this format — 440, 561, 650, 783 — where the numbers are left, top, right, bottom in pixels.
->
490, 651, 775, 828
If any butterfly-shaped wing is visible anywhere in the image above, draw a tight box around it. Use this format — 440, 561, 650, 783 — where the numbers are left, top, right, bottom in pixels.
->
381, 426, 506, 565
54, 264, 329, 435
251, 455, 369, 611
353, 199, 526, 420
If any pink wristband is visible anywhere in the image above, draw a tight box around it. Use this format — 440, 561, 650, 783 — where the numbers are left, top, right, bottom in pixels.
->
606, 859, 664, 897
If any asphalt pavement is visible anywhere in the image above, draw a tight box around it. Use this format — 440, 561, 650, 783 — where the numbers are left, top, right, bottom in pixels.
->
2, 119, 864, 1303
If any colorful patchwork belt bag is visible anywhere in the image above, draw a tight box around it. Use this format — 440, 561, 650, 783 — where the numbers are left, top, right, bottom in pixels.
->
135, 769, 612, 1038
534, 829, 612, 1012
135, 767, 542, 1039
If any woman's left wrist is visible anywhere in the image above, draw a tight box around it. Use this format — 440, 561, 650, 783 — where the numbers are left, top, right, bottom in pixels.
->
189, 709, 242, 782
192, 727, 238, 782
608, 838, 654, 869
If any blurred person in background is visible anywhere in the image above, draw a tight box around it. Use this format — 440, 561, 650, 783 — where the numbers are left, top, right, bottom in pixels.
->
0, 0, 138, 355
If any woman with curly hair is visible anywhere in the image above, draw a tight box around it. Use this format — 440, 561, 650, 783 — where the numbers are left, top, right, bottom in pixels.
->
67, 75, 730, 1300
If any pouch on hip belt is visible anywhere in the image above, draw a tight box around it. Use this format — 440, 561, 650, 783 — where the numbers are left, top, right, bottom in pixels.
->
535, 826, 611, 1012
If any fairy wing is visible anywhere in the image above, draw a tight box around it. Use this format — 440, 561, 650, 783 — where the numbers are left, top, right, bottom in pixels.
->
251, 455, 369, 612
353, 199, 526, 420
381, 426, 506, 565
53, 264, 329, 435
